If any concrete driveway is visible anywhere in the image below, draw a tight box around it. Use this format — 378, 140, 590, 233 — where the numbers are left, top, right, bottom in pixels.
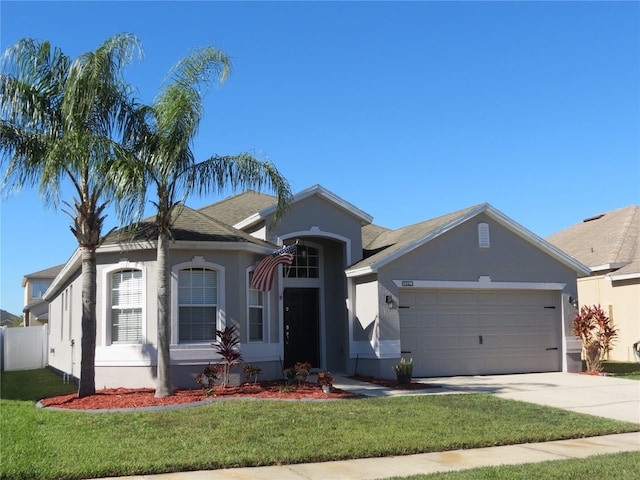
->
424, 372, 640, 424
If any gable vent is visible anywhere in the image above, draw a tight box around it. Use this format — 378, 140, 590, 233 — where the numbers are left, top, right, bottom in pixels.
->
478, 222, 490, 248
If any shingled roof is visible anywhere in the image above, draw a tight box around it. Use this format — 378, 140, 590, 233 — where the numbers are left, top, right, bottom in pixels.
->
198, 190, 277, 227
348, 203, 590, 277
23, 264, 65, 279
546, 205, 639, 278
22, 264, 65, 287
361, 223, 391, 249
349, 205, 480, 274
104, 204, 275, 248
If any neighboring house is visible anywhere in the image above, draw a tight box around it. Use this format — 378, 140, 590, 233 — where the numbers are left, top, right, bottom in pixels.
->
0, 309, 21, 327
41, 185, 589, 388
22, 265, 64, 327
547, 206, 640, 362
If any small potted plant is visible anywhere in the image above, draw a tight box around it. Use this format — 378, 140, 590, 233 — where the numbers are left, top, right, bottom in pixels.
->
393, 357, 413, 385
317, 371, 334, 394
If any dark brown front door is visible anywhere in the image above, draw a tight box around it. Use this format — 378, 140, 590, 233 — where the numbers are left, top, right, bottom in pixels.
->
284, 288, 320, 368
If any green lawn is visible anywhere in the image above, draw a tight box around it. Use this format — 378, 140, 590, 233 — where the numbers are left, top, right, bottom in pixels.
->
1, 368, 638, 480
601, 361, 640, 380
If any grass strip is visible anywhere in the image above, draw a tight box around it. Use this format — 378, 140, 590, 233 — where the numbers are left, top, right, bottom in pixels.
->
389, 451, 640, 479
601, 361, 640, 380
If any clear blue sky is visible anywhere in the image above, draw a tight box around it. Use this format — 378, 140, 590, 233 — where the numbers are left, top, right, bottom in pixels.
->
1, 1, 638, 316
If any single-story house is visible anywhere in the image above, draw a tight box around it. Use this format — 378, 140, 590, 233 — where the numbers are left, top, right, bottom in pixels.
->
22, 265, 64, 327
547, 205, 640, 362
42, 185, 590, 388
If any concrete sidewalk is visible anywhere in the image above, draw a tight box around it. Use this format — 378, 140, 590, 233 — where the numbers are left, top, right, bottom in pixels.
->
98, 432, 640, 480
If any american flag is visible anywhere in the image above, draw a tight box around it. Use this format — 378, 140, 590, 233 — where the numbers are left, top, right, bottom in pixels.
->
251, 244, 297, 292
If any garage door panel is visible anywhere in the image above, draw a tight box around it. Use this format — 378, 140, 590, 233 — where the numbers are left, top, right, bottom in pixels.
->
416, 291, 438, 305
399, 289, 562, 377
439, 292, 460, 305
458, 313, 479, 327
401, 313, 419, 328
458, 292, 479, 305
458, 335, 480, 349
433, 334, 459, 350
479, 313, 499, 327
434, 313, 457, 326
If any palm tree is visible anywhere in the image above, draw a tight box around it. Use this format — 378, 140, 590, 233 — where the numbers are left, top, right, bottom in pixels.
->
134, 47, 292, 397
0, 35, 143, 397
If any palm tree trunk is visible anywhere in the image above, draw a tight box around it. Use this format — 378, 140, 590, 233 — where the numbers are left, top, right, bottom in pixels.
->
78, 246, 97, 398
155, 229, 173, 397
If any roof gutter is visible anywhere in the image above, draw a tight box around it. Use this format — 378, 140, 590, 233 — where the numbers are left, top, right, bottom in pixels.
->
589, 262, 628, 273
43, 249, 81, 302
607, 271, 640, 282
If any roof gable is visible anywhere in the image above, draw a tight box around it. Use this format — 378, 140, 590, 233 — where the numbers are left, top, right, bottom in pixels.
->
233, 184, 374, 230
347, 203, 590, 277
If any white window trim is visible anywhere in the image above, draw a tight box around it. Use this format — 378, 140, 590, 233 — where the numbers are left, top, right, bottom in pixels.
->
247, 266, 268, 343
101, 261, 147, 346
171, 258, 226, 346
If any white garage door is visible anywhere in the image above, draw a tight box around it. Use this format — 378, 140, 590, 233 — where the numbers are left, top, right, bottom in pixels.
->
399, 289, 562, 377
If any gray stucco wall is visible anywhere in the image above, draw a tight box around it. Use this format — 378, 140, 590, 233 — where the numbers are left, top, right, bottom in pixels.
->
265, 195, 364, 265
48, 243, 283, 389
47, 268, 83, 380
379, 214, 579, 294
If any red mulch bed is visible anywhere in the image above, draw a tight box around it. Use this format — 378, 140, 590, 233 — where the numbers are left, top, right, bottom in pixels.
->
39, 381, 360, 411
350, 375, 441, 390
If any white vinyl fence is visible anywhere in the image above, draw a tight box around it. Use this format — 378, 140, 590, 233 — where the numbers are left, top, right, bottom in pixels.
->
1, 325, 48, 371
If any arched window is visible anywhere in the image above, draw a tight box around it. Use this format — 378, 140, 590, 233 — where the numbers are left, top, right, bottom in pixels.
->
178, 267, 218, 343
111, 269, 143, 344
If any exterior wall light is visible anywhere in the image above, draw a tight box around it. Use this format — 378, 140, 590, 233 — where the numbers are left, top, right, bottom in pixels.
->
385, 295, 395, 308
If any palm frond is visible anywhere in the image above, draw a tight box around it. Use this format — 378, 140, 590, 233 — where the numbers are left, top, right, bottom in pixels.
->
190, 153, 293, 225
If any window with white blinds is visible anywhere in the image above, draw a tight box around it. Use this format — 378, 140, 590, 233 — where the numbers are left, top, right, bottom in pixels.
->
178, 268, 218, 343
111, 269, 143, 343
247, 271, 265, 342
